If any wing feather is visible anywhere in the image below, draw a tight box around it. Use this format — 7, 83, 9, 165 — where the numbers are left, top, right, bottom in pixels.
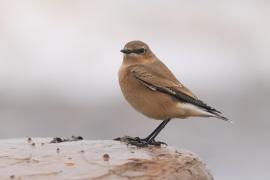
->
131, 66, 223, 115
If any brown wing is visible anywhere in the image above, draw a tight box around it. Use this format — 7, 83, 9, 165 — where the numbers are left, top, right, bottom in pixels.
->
131, 65, 197, 99
131, 65, 223, 115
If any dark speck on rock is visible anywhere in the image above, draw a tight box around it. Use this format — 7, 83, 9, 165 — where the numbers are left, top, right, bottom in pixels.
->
9, 175, 15, 179
50, 137, 63, 143
50, 136, 84, 144
103, 154, 110, 161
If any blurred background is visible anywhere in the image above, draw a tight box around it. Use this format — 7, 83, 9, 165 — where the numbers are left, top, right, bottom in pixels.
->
0, 0, 269, 179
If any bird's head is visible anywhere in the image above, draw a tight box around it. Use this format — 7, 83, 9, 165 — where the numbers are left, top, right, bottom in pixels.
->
120, 41, 155, 63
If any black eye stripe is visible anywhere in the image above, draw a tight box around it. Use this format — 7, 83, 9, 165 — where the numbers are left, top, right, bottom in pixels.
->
134, 48, 145, 54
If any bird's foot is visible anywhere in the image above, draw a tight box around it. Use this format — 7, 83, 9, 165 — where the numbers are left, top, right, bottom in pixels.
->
148, 139, 167, 146
125, 136, 149, 147
114, 136, 167, 147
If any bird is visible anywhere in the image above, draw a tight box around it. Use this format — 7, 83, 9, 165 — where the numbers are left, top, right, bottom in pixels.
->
118, 40, 229, 146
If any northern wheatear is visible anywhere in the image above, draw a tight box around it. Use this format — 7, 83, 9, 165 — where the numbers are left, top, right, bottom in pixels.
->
119, 40, 229, 146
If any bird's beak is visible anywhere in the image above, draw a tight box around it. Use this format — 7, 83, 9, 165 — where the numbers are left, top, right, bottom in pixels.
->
120, 49, 131, 54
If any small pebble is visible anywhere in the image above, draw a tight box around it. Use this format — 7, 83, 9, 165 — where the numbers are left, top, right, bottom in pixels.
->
56, 148, 60, 153
41, 142, 45, 146
103, 154, 110, 161
27, 137, 32, 143
50, 137, 63, 143
31, 142, 35, 147
71, 136, 83, 141
10, 175, 15, 179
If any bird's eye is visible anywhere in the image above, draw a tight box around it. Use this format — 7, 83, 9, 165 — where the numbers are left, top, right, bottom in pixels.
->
135, 48, 146, 54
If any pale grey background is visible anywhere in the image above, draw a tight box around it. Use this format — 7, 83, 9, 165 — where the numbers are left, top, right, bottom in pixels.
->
0, 1, 269, 179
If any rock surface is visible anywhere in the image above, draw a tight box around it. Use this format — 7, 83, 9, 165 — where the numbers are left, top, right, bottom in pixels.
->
0, 138, 214, 180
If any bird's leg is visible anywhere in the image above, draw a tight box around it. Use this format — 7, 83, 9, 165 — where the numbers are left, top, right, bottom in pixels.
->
115, 118, 171, 147
143, 118, 171, 145
126, 118, 171, 147
144, 119, 171, 142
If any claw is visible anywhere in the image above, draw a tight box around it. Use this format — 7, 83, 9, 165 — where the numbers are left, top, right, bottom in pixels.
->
114, 136, 167, 147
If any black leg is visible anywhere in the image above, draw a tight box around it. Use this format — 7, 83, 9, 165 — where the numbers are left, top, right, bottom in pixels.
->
146, 118, 171, 143
144, 119, 170, 141
114, 118, 171, 147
